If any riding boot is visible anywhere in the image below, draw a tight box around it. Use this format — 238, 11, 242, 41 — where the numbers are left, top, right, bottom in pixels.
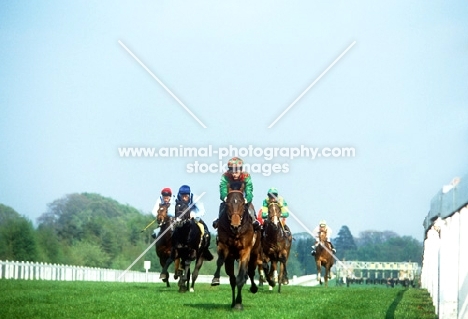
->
330, 242, 336, 253
310, 246, 316, 256
246, 203, 261, 231
203, 222, 211, 248
212, 202, 225, 229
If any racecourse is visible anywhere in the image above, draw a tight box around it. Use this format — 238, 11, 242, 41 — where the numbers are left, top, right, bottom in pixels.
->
1, 279, 436, 318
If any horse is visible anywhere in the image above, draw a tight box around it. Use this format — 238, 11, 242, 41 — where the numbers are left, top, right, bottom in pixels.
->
211, 182, 260, 310
315, 229, 335, 287
261, 202, 292, 293
165, 200, 213, 293
155, 203, 180, 287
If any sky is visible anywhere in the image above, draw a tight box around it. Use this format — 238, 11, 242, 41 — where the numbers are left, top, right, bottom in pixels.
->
1, 1, 467, 241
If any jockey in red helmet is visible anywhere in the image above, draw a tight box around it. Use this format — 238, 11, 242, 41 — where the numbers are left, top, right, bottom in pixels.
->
151, 187, 176, 239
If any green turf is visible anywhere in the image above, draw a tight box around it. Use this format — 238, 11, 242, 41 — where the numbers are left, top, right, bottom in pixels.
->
0, 279, 436, 319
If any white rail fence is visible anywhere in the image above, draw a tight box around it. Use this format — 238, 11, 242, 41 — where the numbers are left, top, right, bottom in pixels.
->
335, 261, 420, 285
0, 260, 160, 283
421, 176, 468, 319
0, 260, 316, 286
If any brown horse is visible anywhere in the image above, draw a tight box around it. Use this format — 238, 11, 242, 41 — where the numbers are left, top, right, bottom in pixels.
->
155, 203, 180, 287
262, 202, 292, 293
315, 229, 334, 287
211, 182, 259, 310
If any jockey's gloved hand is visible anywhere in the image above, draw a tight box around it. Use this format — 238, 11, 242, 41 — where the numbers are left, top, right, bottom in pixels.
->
244, 198, 248, 204
176, 217, 181, 222
189, 212, 195, 219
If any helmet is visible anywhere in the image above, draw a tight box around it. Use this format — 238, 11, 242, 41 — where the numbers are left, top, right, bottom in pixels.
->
319, 220, 327, 227
161, 187, 172, 197
227, 157, 243, 168
178, 185, 191, 195
267, 187, 279, 197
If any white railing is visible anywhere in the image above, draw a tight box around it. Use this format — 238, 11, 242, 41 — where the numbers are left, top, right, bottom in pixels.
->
0, 260, 161, 283
335, 261, 420, 282
0, 260, 320, 286
421, 175, 468, 319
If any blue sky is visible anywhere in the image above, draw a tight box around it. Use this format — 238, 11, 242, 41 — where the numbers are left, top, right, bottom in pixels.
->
1, 1, 467, 241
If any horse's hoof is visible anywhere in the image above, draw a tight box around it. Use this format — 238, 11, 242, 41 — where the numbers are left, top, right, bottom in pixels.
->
159, 273, 167, 280
211, 278, 220, 286
190, 288, 194, 293
268, 285, 273, 291
232, 304, 244, 311
250, 285, 258, 294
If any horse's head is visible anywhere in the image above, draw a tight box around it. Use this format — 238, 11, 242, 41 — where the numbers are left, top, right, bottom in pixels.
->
267, 202, 281, 225
156, 203, 170, 225
226, 182, 246, 230
174, 201, 190, 222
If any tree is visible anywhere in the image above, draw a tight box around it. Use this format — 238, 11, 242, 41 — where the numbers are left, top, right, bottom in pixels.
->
0, 204, 38, 261
334, 225, 356, 259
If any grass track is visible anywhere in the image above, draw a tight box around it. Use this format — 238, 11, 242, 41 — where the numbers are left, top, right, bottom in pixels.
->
0, 279, 436, 318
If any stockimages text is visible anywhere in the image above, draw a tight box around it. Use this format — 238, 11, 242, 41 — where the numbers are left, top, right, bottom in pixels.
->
118, 144, 356, 176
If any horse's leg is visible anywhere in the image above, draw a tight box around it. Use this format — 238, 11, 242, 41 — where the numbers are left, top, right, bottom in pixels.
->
324, 264, 329, 287
178, 258, 190, 293
232, 250, 250, 310
316, 260, 322, 285
174, 258, 181, 279
265, 260, 276, 288
247, 254, 258, 294
160, 255, 171, 287
160, 255, 174, 285
211, 247, 226, 286
190, 256, 204, 292
224, 259, 237, 308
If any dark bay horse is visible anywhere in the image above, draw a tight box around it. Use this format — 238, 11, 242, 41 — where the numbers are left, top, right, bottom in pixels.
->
211, 183, 260, 310
262, 202, 292, 293
155, 203, 180, 287
315, 229, 335, 287
166, 201, 213, 293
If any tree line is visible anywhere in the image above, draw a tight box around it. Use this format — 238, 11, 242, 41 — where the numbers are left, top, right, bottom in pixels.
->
0, 193, 423, 276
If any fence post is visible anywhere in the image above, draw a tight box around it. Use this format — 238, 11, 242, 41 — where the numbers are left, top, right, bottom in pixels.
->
438, 216, 459, 318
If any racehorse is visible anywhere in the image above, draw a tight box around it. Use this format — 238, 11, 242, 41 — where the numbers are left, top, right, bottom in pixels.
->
155, 203, 180, 287
315, 229, 335, 287
211, 182, 260, 310
262, 202, 292, 293
166, 200, 213, 293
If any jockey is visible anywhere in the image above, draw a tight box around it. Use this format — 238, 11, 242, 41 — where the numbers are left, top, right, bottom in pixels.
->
212, 157, 260, 230
176, 185, 211, 252
310, 220, 336, 255
261, 187, 291, 234
151, 187, 176, 239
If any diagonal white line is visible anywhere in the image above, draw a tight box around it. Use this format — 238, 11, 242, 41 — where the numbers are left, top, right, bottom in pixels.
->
268, 41, 356, 129
118, 192, 206, 280
118, 40, 207, 129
